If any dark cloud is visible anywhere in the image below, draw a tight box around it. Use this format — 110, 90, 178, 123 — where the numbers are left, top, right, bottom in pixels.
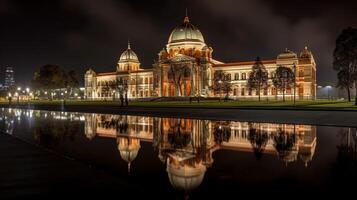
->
0, 0, 356, 86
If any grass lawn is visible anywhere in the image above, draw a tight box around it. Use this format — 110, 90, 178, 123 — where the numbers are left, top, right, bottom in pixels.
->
0, 99, 356, 111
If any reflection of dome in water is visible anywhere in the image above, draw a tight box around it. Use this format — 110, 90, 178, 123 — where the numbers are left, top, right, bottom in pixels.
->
85, 130, 96, 140
166, 154, 206, 192
117, 137, 141, 173
299, 141, 317, 167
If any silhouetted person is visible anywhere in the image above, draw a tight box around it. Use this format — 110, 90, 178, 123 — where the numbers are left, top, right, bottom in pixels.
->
120, 94, 124, 107
125, 93, 128, 106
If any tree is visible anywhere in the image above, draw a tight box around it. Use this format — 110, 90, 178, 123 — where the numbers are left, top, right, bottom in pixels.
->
273, 128, 297, 162
31, 64, 70, 100
167, 64, 191, 96
247, 57, 269, 101
213, 122, 231, 144
248, 123, 269, 160
337, 68, 354, 101
115, 77, 128, 106
210, 70, 232, 101
66, 70, 79, 96
333, 27, 357, 105
273, 65, 295, 101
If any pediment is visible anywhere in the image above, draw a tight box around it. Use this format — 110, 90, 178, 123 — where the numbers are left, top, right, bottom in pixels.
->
163, 54, 196, 64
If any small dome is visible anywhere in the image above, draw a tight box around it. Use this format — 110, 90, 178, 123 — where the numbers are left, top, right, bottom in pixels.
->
277, 48, 297, 59
119, 42, 139, 63
202, 45, 209, 51
300, 46, 312, 58
85, 68, 96, 75
168, 16, 205, 44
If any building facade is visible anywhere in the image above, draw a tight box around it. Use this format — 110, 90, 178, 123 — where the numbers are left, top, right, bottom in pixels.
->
85, 15, 316, 100
4, 67, 15, 88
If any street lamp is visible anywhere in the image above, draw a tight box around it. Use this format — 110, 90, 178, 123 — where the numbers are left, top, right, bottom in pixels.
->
14, 92, 19, 103
218, 80, 223, 101
293, 63, 297, 105
326, 85, 332, 100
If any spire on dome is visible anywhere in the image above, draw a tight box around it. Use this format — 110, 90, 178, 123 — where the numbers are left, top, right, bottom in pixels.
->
127, 40, 131, 49
184, 8, 189, 23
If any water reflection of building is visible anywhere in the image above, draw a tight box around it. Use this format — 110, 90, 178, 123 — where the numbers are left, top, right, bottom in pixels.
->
0, 109, 317, 193
83, 113, 317, 192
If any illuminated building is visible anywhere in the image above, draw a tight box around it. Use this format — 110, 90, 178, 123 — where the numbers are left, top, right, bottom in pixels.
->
4, 66, 15, 88
85, 14, 316, 100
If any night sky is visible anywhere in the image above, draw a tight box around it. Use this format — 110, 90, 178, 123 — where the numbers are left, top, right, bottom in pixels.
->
1, 0, 357, 86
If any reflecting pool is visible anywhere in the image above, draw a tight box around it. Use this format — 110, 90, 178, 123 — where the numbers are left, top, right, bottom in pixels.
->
0, 108, 356, 198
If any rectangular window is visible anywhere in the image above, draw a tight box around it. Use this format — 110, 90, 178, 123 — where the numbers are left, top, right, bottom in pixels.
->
234, 73, 239, 80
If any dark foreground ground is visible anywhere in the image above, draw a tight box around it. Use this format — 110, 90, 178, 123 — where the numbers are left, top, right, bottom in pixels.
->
2, 104, 357, 127
0, 133, 134, 199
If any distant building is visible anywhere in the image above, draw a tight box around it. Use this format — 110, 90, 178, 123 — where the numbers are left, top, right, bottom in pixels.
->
4, 67, 15, 88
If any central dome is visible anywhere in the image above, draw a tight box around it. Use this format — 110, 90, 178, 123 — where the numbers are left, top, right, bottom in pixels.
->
119, 42, 139, 63
168, 16, 205, 45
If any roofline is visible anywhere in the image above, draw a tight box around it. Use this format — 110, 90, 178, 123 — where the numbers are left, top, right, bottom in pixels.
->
131, 69, 153, 73
213, 59, 277, 67
97, 72, 116, 76
96, 69, 153, 76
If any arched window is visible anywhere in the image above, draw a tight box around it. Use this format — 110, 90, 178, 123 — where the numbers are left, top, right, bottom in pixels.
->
241, 73, 246, 80
234, 73, 239, 80
271, 72, 276, 78
241, 88, 245, 96
226, 73, 231, 81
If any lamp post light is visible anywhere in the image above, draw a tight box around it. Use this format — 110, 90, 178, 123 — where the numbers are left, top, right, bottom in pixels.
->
293, 63, 297, 105
14, 92, 19, 104
25, 87, 30, 102
16, 87, 21, 103
8, 93, 12, 105
218, 80, 222, 101
326, 85, 332, 100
